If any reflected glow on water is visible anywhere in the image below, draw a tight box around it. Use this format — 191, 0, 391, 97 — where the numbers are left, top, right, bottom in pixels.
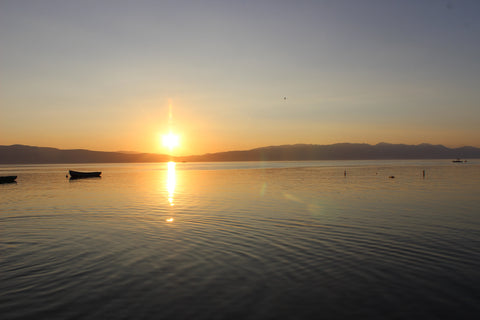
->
166, 161, 176, 206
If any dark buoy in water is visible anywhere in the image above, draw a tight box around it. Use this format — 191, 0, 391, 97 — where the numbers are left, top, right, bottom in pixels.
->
389, 175, 395, 179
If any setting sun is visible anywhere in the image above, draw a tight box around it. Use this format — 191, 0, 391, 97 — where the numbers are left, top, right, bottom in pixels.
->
162, 132, 179, 150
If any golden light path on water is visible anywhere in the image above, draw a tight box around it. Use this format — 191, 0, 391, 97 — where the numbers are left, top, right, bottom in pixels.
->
166, 161, 176, 222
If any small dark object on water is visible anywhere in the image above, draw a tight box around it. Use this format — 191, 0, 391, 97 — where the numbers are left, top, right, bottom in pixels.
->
0, 176, 17, 183
389, 176, 395, 179
344, 170, 346, 177
423, 170, 425, 178
69, 170, 101, 179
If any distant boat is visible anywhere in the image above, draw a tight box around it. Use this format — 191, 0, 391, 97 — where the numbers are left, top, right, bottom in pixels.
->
0, 176, 17, 183
69, 170, 101, 179
452, 159, 467, 163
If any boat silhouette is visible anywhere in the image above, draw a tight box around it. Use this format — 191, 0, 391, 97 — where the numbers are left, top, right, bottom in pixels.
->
69, 170, 101, 179
0, 176, 17, 183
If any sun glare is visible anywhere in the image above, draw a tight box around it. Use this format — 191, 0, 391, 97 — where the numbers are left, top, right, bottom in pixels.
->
162, 132, 179, 150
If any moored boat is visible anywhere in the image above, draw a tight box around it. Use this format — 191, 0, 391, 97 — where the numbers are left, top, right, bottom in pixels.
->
69, 170, 101, 179
0, 176, 17, 183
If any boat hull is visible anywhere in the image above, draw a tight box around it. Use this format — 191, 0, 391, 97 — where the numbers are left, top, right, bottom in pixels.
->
69, 170, 101, 179
0, 176, 17, 184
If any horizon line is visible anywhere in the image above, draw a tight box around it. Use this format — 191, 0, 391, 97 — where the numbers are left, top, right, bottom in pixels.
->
2, 141, 479, 157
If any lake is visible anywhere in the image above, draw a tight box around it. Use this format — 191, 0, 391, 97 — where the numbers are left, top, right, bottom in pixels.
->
1, 160, 479, 319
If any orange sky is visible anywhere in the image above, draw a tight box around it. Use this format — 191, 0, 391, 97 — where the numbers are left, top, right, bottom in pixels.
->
2, 97, 477, 156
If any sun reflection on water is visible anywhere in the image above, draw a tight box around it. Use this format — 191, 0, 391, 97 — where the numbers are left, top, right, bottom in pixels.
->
167, 161, 176, 206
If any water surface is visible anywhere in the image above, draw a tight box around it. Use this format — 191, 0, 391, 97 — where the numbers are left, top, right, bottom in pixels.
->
1, 160, 479, 319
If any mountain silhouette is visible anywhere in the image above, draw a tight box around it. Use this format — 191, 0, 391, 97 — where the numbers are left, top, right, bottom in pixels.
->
176, 143, 479, 162
1, 143, 478, 164
0, 145, 170, 164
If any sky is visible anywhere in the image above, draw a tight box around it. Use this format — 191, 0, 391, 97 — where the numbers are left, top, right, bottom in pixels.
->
1, 0, 479, 155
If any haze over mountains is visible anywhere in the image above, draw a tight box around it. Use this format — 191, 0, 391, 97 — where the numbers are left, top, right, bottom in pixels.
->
1, 143, 479, 164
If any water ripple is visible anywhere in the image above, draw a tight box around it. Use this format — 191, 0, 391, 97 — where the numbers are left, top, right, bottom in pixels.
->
1, 162, 480, 319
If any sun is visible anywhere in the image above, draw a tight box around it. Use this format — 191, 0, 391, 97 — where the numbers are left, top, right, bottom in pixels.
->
162, 132, 179, 150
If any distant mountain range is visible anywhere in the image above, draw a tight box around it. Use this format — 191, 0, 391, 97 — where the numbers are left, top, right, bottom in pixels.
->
0, 145, 170, 164
1, 143, 479, 164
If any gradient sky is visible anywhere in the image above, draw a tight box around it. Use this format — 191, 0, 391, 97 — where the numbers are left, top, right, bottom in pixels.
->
1, 0, 479, 155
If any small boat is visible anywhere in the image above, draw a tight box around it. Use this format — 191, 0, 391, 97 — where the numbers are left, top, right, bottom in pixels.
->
0, 176, 17, 184
69, 170, 101, 179
452, 159, 466, 163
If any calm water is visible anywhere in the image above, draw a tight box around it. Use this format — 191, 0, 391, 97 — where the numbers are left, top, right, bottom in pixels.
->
1, 160, 480, 319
